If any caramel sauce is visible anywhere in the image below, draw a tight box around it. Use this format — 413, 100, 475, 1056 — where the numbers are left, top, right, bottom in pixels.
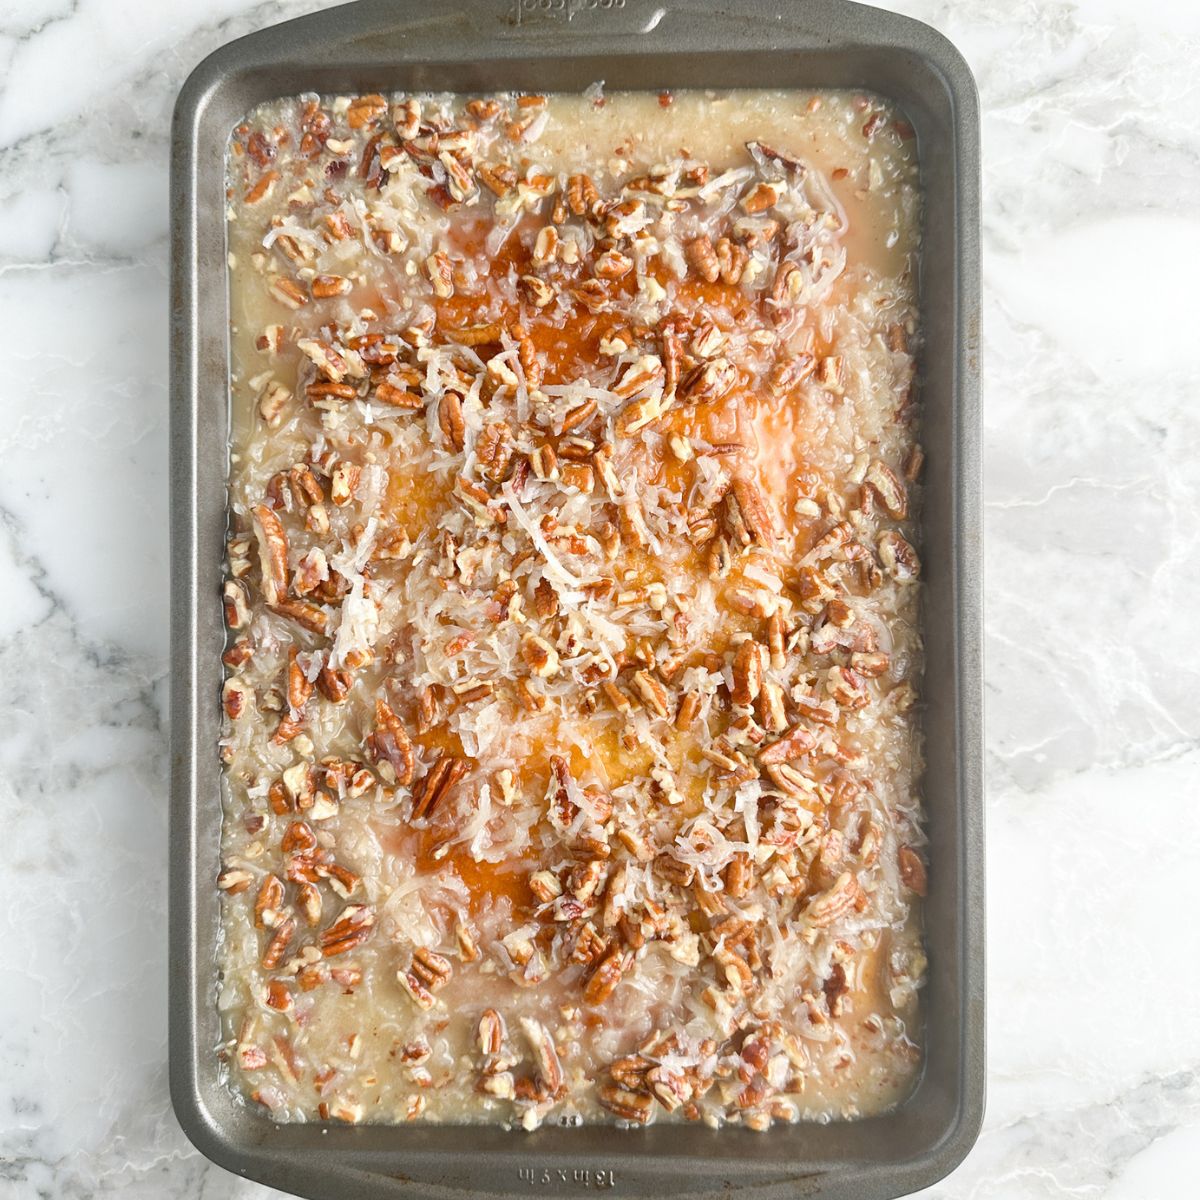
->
380, 821, 534, 918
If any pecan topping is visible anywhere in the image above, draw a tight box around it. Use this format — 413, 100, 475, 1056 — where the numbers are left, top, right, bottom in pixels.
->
878, 530, 921, 581
680, 357, 737, 404
685, 234, 720, 283
410, 947, 453, 990
729, 476, 778, 547
321, 905, 376, 956
730, 641, 764, 707
758, 724, 816, 765
804, 873, 866, 927
898, 846, 928, 896
251, 505, 289, 607
521, 1017, 564, 1095
411, 754, 469, 820
584, 947, 631, 1005
864, 459, 908, 519
598, 1084, 653, 1124
631, 670, 671, 719
477, 1008, 507, 1056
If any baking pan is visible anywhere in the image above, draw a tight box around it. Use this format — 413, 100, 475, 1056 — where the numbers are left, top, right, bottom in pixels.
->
169, 1, 983, 1196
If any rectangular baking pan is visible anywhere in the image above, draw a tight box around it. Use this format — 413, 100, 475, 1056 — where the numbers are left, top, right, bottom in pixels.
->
169, 1, 983, 1197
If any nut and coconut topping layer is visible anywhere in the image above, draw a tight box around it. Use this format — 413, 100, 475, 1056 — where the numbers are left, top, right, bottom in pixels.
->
219, 87, 926, 1129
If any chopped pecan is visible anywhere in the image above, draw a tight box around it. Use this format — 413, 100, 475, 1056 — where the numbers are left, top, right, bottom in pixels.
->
584, 947, 631, 1005
730, 641, 764, 707
826, 665, 869, 709
254, 874, 285, 929
321, 904, 376, 956
365, 698, 415, 787
296, 880, 323, 927
223, 579, 251, 629
311, 274, 351, 299
476, 421, 513, 482
758, 724, 816, 765
347, 93, 387, 129
741, 180, 780, 214
262, 979, 293, 1013
222, 678, 250, 720
804, 872, 866, 926
261, 916, 296, 969
898, 846, 928, 896
271, 597, 328, 634
685, 234, 720, 283
729, 476, 778, 547
681, 357, 737, 405
438, 393, 466, 451
283, 646, 312, 711
521, 1017, 564, 1095
478, 160, 517, 196
411, 754, 469, 820
878, 530, 920, 581
317, 662, 352, 704
567, 172, 599, 216
715, 236, 748, 283
724, 853, 754, 900
217, 866, 253, 894
410, 947, 453, 991
425, 251, 455, 298
477, 1008, 507, 1056
598, 1084, 653, 1124
769, 353, 817, 395
398, 969, 436, 1010
521, 633, 560, 678
675, 691, 700, 730
258, 380, 291, 426
251, 504, 289, 607
864, 460, 908, 518
631, 670, 671, 719
767, 608, 788, 669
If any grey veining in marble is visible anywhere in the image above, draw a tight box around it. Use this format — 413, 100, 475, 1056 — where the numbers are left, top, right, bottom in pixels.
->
1, 0, 1198, 1196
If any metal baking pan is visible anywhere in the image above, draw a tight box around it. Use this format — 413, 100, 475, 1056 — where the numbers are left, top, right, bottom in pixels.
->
169, 1, 983, 1196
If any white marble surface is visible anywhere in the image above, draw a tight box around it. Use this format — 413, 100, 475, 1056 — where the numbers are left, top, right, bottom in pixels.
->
1, 0, 1198, 1195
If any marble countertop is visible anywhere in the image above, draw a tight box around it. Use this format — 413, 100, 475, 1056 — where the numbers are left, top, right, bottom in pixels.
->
2, 0, 1198, 1196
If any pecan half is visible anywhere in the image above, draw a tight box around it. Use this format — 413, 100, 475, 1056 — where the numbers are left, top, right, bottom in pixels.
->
365, 698, 415, 787
477, 1008, 507, 1056
730, 641, 764, 707
521, 1017, 564, 1095
680, 357, 737, 405
411, 947, 453, 991
729, 476, 778, 547
584, 947, 631, 1005
685, 234, 720, 283
411, 754, 469, 820
878, 530, 921, 581
321, 904, 376, 956
864, 460, 908, 519
251, 504, 289, 607
804, 872, 866, 926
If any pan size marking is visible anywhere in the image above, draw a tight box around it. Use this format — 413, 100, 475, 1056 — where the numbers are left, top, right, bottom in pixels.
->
518, 1166, 617, 1188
